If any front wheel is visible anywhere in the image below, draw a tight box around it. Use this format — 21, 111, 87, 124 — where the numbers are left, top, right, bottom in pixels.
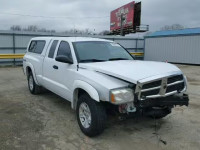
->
76, 93, 107, 137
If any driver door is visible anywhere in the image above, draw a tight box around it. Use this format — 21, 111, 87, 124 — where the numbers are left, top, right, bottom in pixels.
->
43, 40, 75, 102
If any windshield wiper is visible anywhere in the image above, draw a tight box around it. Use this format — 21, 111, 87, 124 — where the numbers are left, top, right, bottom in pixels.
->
109, 58, 129, 61
79, 59, 107, 63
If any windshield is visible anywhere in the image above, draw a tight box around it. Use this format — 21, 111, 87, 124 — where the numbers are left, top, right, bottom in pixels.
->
73, 41, 134, 63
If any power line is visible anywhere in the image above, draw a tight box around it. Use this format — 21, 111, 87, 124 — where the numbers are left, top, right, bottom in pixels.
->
0, 12, 109, 20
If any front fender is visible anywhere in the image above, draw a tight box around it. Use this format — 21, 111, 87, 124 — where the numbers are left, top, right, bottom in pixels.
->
72, 80, 100, 109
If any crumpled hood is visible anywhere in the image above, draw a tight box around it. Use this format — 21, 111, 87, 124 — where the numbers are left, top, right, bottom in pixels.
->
79, 60, 182, 84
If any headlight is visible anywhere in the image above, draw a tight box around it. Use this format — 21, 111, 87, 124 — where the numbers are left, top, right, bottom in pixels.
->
110, 88, 134, 104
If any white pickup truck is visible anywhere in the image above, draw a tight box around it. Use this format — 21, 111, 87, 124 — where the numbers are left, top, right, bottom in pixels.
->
23, 37, 189, 136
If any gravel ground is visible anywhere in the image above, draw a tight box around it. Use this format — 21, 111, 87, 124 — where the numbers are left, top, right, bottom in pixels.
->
0, 65, 200, 150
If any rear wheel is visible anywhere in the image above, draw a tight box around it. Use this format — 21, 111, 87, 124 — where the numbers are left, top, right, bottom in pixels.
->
28, 72, 42, 94
76, 93, 107, 137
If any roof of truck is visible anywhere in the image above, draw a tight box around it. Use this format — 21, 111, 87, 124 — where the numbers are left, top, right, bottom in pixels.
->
31, 37, 112, 42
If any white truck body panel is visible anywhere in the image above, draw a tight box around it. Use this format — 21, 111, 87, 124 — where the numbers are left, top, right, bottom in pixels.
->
23, 37, 187, 109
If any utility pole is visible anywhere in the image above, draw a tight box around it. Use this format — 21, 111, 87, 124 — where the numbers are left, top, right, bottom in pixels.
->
120, 14, 125, 36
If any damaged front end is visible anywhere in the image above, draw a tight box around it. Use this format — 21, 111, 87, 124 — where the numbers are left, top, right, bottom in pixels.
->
114, 72, 189, 117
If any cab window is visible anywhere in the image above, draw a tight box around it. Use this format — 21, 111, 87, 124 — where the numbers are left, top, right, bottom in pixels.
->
57, 41, 73, 60
28, 40, 46, 54
48, 40, 58, 58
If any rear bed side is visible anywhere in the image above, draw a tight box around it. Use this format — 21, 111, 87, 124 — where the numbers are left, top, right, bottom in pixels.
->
23, 37, 52, 85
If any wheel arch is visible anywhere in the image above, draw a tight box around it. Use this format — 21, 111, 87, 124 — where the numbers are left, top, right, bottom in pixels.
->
25, 63, 39, 85
72, 80, 100, 110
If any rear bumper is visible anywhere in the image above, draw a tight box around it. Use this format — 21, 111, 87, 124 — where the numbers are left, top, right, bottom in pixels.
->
137, 94, 189, 108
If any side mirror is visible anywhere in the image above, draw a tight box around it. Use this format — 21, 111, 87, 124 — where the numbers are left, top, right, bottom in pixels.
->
55, 55, 73, 64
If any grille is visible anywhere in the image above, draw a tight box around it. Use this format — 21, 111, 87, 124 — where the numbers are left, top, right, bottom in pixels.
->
141, 89, 160, 97
167, 75, 183, 84
137, 74, 185, 100
166, 82, 185, 93
142, 80, 162, 89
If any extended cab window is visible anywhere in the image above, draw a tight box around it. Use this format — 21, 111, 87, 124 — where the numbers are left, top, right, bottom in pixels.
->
28, 40, 46, 54
57, 41, 72, 60
48, 40, 58, 58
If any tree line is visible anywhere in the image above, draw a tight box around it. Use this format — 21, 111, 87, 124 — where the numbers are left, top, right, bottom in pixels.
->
160, 24, 184, 31
10, 25, 110, 35
10, 24, 185, 35
10, 25, 56, 33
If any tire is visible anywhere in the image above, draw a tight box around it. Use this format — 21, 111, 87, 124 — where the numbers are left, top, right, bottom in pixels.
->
146, 107, 171, 119
28, 72, 42, 95
76, 93, 107, 137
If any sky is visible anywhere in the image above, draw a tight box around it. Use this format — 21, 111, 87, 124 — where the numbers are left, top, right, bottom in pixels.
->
0, 0, 200, 33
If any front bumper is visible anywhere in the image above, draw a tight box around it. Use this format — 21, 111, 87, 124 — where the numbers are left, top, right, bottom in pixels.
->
136, 94, 189, 108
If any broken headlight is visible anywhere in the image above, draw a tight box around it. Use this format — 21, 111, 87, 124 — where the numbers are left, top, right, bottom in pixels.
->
110, 88, 134, 104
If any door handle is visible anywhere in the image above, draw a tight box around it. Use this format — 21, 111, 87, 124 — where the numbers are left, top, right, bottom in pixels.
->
53, 65, 58, 70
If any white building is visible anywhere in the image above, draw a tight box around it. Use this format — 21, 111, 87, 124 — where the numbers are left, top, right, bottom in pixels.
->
144, 28, 200, 65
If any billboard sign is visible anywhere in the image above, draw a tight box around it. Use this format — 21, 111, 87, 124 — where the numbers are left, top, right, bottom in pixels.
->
110, 1, 135, 31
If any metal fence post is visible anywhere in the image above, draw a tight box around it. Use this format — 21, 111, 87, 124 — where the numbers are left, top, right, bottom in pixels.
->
12, 33, 16, 66
136, 39, 138, 52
